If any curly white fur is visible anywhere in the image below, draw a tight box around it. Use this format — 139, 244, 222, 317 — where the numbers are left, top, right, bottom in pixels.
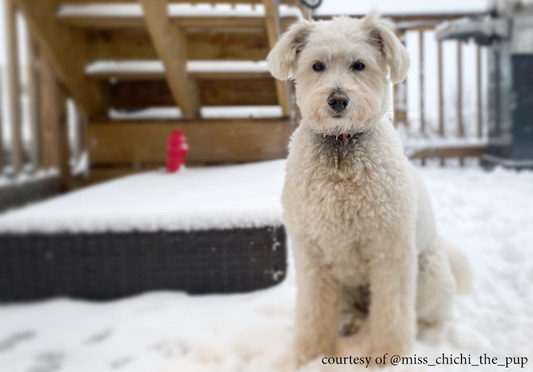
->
267, 12, 471, 366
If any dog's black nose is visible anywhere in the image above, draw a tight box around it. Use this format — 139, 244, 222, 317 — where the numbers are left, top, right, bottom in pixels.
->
327, 92, 349, 112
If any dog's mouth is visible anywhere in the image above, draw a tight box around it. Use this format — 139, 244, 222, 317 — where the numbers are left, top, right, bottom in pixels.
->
329, 112, 345, 119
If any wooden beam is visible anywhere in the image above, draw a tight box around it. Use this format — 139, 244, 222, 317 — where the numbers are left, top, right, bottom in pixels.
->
104, 78, 278, 109
139, 0, 199, 117
437, 40, 444, 137
90, 69, 272, 81
418, 30, 425, 136
26, 33, 42, 173
61, 16, 272, 30
393, 30, 408, 128
40, 58, 70, 187
476, 44, 483, 139
87, 119, 291, 165
4, 0, 23, 174
457, 41, 464, 138
263, 0, 291, 117
15, 0, 101, 117
85, 29, 270, 62
410, 145, 487, 160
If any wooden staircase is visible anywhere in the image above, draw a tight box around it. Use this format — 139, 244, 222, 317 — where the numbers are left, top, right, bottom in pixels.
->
14, 0, 303, 186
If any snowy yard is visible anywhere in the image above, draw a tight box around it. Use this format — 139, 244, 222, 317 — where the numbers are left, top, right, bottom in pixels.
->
0, 161, 532, 372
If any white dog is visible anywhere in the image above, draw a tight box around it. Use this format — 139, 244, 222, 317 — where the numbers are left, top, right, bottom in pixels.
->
267, 13, 471, 366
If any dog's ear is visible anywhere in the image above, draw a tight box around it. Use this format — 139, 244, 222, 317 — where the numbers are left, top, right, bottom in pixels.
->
267, 20, 315, 80
362, 11, 410, 84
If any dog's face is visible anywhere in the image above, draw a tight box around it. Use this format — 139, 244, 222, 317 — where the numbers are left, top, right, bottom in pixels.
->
267, 13, 409, 134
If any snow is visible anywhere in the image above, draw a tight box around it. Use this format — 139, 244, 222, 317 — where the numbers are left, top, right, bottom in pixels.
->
109, 106, 283, 120
0, 160, 286, 234
57, 3, 302, 19
0, 162, 532, 372
87, 61, 270, 75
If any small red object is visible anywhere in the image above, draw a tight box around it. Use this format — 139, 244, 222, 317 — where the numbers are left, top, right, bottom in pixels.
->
166, 130, 189, 173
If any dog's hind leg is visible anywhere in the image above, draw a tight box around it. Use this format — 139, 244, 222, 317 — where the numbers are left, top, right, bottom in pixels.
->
416, 238, 456, 337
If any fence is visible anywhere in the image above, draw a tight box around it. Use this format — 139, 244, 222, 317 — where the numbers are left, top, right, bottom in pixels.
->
390, 13, 488, 166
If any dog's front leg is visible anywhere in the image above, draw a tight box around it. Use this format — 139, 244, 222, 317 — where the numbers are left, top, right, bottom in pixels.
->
293, 241, 340, 365
367, 234, 417, 358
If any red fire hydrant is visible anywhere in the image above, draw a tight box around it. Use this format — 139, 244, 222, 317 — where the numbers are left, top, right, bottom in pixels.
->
166, 130, 189, 173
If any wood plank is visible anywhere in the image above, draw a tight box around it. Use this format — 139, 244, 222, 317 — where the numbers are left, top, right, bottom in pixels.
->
263, 0, 290, 117
105, 79, 278, 109
437, 40, 444, 137
61, 16, 273, 30
87, 119, 291, 165
15, 0, 102, 116
476, 44, 483, 139
418, 30, 425, 136
457, 41, 464, 138
393, 30, 408, 128
4, 0, 23, 174
410, 145, 487, 160
40, 58, 70, 185
26, 33, 41, 172
91, 70, 272, 81
85, 29, 270, 61
139, 0, 199, 117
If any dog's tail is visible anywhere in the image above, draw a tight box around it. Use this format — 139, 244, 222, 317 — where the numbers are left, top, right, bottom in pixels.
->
447, 246, 472, 295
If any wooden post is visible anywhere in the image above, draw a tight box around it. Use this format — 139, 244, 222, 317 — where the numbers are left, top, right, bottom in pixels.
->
476, 44, 483, 139
139, 0, 200, 117
419, 30, 425, 135
26, 33, 42, 173
418, 30, 426, 166
15, 0, 102, 117
40, 59, 70, 188
4, 0, 24, 175
263, 0, 291, 117
394, 30, 408, 129
438, 40, 445, 167
457, 41, 464, 166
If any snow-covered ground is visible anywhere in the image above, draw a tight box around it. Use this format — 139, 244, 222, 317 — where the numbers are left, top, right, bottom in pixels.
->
0, 161, 532, 372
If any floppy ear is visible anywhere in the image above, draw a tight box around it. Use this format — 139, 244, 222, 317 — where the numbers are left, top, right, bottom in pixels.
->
362, 11, 410, 84
267, 20, 315, 81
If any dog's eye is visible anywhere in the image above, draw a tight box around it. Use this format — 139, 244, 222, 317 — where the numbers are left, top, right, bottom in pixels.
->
351, 61, 365, 71
312, 62, 325, 72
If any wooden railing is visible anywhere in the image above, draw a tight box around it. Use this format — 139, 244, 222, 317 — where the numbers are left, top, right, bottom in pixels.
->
394, 15, 487, 166
1, 6, 492, 200
0, 0, 73, 210
318, 13, 489, 166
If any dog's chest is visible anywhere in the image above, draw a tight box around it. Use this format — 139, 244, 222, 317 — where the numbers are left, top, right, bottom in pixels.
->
287, 160, 403, 267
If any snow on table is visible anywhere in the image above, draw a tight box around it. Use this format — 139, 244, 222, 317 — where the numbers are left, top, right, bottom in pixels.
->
0, 160, 286, 234
1, 164, 533, 372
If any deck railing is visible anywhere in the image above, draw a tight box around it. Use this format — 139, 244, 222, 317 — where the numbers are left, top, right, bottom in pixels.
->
1, 6, 491, 201
318, 12, 489, 166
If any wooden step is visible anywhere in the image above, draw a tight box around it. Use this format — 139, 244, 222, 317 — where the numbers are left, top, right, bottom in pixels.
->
100, 78, 278, 109
87, 61, 272, 80
87, 118, 291, 167
84, 29, 271, 61
57, 4, 301, 30
85, 29, 271, 62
